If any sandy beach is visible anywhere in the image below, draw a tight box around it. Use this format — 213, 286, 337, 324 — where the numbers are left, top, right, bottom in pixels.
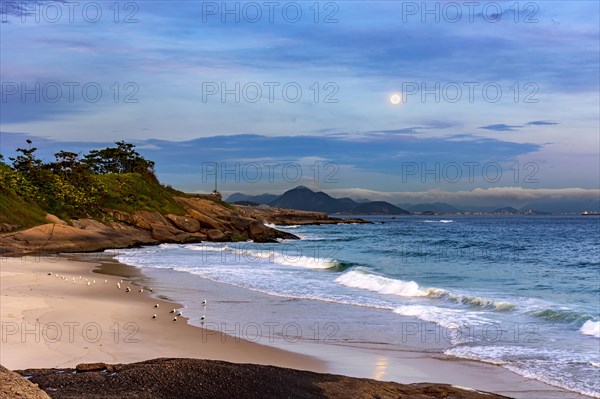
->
0, 255, 324, 373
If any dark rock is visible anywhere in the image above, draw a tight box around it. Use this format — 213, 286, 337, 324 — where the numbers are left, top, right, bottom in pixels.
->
16, 358, 512, 399
0, 364, 50, 399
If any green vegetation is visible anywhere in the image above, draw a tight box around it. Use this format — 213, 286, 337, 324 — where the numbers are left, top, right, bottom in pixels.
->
0, 140, 186, 228
95, 173, 185, 215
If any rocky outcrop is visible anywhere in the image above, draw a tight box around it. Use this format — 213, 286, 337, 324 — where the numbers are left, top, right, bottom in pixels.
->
0, 197, 302, 256
0, 195, 370, 256
0, 364, 50, 399
17, 358, 511, 399
235, 205, 370, 225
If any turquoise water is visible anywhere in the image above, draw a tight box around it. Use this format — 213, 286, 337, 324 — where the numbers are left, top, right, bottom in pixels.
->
112, 215, 600, 397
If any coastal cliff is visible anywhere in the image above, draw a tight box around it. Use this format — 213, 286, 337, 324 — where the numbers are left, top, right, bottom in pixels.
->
0, 195, 367, 256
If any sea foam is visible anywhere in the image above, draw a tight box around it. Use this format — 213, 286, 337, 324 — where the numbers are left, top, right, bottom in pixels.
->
580, 320, 600, 338
335, 270, 430, 297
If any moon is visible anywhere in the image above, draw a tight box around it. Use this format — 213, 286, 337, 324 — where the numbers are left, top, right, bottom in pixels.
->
390, 94, 402, 105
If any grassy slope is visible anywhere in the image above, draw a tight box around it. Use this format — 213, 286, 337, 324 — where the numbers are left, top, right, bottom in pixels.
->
95, 174, 187, 215
0, 173, 189, 230
0, 190, 48, 228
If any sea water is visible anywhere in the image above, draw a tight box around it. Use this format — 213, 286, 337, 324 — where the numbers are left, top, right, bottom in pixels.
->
110, 215, 600, 397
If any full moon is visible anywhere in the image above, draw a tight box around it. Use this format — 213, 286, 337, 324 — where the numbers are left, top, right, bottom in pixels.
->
390, 94, 401, 105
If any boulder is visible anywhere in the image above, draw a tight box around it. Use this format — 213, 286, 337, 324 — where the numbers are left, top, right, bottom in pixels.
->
151, 226, 179, 242
188, 210, 227, 230
247, 221, 296, 243
206, 229, 227, 242
165, 214, 201, 233
76, 363, 107, 372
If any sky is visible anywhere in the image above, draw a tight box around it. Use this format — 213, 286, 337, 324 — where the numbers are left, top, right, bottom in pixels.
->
1, 0, 599, 207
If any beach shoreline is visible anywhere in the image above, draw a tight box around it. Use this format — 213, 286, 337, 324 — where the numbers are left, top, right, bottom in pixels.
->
0, 255, 324, 373
0, 253, 592, 399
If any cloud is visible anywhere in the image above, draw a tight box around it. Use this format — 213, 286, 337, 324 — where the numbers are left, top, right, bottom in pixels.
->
369, 128, 421, 135
526, 121, 559, 126
479, 124, 523, 132
326, 187, 600, 209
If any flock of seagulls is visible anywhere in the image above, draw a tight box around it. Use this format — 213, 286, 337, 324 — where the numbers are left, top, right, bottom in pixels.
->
47, 272, 106, 287
154, 300, 207, 323
47, 272, 208, 326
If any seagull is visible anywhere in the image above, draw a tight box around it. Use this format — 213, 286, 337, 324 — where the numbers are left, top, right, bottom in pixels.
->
139, 289, 144, 293
93, 280, 96, 284
170, 309, 176, 314
176, 312, 182, 317
200, 315, 205, 321
201, 300, 207, 306
117, 282, 121, 289
172, 317, 177, 322
87, 281, 91, 286
125, 287, 131, 293
152, 314, 157, 319
47, 272, 52, 276
79, 276, 82, 279
154, 304, 159, 308
149, 288, 153, 292
104, 280, 108, 283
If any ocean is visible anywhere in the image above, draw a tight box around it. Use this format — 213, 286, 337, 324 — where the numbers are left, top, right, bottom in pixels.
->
109, 215, 600, 398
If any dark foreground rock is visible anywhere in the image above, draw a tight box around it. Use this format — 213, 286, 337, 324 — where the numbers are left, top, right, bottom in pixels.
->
16, 358, 511, 399
0, 365, 50, 399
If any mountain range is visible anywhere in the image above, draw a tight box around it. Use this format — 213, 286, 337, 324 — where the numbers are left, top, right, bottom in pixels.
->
228, 186, 409, 214
225, 186, 586, 214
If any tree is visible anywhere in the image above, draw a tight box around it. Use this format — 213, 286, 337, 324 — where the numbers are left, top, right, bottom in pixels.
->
9, 139, 43, 174
83, 141, 155, 175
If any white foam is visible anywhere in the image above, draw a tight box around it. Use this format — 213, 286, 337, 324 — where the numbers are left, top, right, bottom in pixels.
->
423, 219, 454, 223
335, 270, 428, 297
184, 244, 231, 252
230, 248, 338, 269
580, 320, 600, 338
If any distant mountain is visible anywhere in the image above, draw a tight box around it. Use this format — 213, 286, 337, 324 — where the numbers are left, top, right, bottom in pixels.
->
269, 186, 357, 213
226, 193, 279, 204
407, 202, 463, 214
350, 201, 410, 215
